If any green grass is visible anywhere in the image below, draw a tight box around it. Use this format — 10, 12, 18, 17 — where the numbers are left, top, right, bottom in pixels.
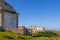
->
0, 31, 60, 40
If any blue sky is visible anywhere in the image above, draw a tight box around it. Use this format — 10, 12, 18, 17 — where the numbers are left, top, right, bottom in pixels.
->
6, 0, 60, 30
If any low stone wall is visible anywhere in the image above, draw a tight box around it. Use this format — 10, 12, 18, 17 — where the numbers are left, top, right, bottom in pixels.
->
3, 26, 32, 35
4, 28, 25, 34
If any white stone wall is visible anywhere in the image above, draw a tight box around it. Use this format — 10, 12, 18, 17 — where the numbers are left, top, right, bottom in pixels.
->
3, 12, 17, 28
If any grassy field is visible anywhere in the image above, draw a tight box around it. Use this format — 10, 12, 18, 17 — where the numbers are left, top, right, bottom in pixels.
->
0, 31, 60, 40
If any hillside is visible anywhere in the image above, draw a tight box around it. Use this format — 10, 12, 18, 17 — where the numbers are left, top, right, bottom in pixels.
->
0, 31, 60, 40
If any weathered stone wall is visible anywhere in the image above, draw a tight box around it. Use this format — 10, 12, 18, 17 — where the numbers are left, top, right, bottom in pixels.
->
3, 12, 17, 28
4, 26, 31, 35
5, 27, 26, 34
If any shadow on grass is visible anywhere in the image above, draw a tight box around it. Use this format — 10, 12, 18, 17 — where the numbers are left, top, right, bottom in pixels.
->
3, 35, 14, 39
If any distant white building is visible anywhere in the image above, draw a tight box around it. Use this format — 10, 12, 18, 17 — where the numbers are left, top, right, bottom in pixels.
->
36, 26, 45, 31
29, 25, 45, 33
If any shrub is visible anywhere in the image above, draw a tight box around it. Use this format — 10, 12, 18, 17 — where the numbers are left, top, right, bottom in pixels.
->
32, 31, 57, 37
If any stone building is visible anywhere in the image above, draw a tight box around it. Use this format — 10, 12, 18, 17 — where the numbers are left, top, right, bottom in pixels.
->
0, 0, 18, 29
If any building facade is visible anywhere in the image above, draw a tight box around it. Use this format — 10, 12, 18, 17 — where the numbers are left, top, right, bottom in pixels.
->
0, 0, 18, 29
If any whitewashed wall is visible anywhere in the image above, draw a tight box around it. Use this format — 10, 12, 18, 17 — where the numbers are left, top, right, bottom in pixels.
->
3, 12, 17, 28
